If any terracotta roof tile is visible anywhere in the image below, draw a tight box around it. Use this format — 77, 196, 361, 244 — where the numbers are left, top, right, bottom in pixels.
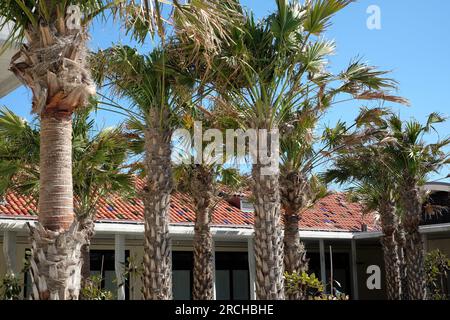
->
0, 184, 378, 232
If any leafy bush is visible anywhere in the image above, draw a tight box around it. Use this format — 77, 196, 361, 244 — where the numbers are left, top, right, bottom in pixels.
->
0, 273, 22, 300
284, 271, 349, 300
80, 275, 114, 300
425, 249, 450, 300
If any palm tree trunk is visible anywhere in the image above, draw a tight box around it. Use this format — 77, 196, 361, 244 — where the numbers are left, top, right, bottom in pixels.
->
379, 200, 401, 300
79, 217, 95, 295
283, 214, 308, 274
252, 163, 285, 300
192, 165, 215, 300
401, 186, 426, 300
28, 114, 85, 300
280, 172, 309, 299
80, 244, 91, 287
192, 214, 214, 300
395, 224, 408, 300
142, 128, 173, 300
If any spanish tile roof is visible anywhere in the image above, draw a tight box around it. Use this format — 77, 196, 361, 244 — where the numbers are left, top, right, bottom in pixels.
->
0, 185, 378, 232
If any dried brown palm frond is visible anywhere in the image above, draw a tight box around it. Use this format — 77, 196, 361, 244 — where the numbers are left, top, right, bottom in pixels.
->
114, 1, 243, 72
355, 91, 410, 106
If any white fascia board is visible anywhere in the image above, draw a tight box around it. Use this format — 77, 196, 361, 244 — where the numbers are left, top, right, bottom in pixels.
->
423, 183, 450, 193
419, 223, 450, 234
0, 219, 351, 240
1, 218, 449, 241
299, 230, 354, 240
0, 219, 29, 231
353, 231, 382, 240
354, 223, 450, 240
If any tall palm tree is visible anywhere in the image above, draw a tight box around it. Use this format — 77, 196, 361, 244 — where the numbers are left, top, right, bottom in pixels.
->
381, 113, 449, 300
173, 109, 218, 300
0, 106, 133, 292
279, 107, 325, 296
208, 0, 405, 299
0, 1, 125, 298
324, 138, 403, 300
91, 0, 241, 299
172, 106, 247, 300
93, 46, 190, 300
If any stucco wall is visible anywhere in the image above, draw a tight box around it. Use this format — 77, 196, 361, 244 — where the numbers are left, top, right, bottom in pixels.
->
354, 243, 387, 300
428, 238, 450, 256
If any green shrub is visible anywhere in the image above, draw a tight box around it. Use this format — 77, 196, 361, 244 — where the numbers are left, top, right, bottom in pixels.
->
284, 271, 349, 300
425, 249, 450, 300
0, 273, 22, 300
80, 275, 114, 300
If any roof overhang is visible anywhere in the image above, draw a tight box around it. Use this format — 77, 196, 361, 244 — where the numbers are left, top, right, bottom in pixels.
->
0, 218, 355, 240
1, 219, 448, 241
0, 22, 22, 98
424, 182, 450, 193
354, 222, 450, 240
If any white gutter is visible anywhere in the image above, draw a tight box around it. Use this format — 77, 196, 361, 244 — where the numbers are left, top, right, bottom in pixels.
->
423, 182, 450, 193
299, 230, 353, 239
0, 21, 22, 98
0, 219, 352, 239
0, 219, 254, 240
419, 222, 450, 234
1, 218, 449, 241
354, 222, 450, 240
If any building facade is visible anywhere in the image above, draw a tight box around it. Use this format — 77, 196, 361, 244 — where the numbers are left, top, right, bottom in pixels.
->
1, 182, 449, 300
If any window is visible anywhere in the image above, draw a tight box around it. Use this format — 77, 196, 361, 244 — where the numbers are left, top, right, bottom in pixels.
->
24, 249, 130, 300
172, 251, 250, 300
306, 251, 351, 296
172, 251, 193, 300
215, 252, 250, 300
90, 250, 130, 300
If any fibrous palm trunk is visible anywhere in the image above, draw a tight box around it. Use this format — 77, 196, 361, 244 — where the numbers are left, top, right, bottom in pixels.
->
379, 200, 401, 300
400, 185, 426, 300
280, 171, 309, 300
142, 127, 173, 300
28, 115, 86, 300
79, 216, 95, 294
9, 13, 95, 300
191, 165, 215, 300
252, 163, 285, 300
395, 224, 408, 300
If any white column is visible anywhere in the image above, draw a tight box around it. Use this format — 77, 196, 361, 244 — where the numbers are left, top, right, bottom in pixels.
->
350, 239, 359, 300
319, 239, 326, 291
2, 231, 17, 275
115, 234, 126, 300
247, 238, 256, 300
212, 239, 217, 300
422, 233, 428, 254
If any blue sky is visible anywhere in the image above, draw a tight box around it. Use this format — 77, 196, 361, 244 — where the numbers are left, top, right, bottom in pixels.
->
1, 0, 449, 182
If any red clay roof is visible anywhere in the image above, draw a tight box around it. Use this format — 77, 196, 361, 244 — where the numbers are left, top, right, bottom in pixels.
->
0, 189, 378, 232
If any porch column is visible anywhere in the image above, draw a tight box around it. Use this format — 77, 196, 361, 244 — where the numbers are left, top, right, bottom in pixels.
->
2, 231, 17, 275
247, 237, 256, 300
422, 233, 428, 254
319, 239, 326, 291
212, 239, 217, 300
350, 239, 359, 300
115, 234, 126, 300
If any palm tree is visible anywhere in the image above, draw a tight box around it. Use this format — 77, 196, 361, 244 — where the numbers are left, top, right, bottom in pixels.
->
324, 139, 403, 300
279, 111, 328, 299
172, 105, 248, 300
380, 113, 449, 300
93, 46, 189, 299
208, 0, 405, 299
0, 0, 137, 299
0, 106, 133, 292
90, 0, 241, 299
173, 109, 219, 300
